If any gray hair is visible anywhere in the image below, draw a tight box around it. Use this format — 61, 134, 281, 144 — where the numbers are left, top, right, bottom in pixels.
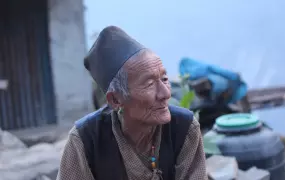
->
107, 67, 129, 99
106, 49, 152, 100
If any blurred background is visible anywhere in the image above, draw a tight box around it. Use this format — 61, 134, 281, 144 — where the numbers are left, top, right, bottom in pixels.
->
1, 0, 285, 179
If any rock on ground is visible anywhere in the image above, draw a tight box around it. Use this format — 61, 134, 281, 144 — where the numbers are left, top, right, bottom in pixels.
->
237, 167, 270, 180
0, 128, 27, 151
206, 155, 239, 180
0, 127, 67, 180
206, 155, 270, 180
34, 175, 52, 180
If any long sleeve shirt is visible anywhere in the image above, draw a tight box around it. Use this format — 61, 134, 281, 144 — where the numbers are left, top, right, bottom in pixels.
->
56, 114, 207, 180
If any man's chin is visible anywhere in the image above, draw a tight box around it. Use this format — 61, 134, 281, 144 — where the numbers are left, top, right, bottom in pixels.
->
157, 112, 171, 125
159, 118, 171, 125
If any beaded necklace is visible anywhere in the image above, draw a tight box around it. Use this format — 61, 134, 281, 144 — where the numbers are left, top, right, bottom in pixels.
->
151, 145, 157, 169
151, 145, 163, 179
118, 110, 158, 171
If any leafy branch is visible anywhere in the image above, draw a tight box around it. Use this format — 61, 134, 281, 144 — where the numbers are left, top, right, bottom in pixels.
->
179, 74, 195, 109
170, 74, 199, 120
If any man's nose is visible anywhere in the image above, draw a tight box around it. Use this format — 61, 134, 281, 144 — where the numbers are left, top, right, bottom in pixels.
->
156, 81, 171, 101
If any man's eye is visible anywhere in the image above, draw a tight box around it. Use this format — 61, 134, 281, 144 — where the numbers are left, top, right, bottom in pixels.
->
162, 77, 168, 82
146, 81, 154, 87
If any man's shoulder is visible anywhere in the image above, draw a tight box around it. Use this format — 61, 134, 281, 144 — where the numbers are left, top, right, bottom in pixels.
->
74, 105, 111, 129
169, 105, 194, 121
168, 105, 194, 137
74, 110, 100, 129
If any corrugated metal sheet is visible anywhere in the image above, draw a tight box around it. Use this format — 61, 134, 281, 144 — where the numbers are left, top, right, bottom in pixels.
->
0, 0, 57, 130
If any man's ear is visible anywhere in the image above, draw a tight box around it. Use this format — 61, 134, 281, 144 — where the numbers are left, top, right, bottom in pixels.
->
106, 92, 122, 110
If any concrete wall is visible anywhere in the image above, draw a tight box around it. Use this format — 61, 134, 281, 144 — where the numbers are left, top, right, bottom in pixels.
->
48, 0, 93, 123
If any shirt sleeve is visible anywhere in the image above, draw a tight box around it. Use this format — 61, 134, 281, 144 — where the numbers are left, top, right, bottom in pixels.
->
56, 127, 95, 180
175, 118, 208, 180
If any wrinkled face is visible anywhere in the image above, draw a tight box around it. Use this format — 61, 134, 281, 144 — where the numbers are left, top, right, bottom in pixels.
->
123, 50, 171, 125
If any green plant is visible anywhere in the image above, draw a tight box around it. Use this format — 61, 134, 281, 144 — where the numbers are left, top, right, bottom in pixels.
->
169, 74, 199, 119
180, 91, 195, 108
179, 74, 195, 108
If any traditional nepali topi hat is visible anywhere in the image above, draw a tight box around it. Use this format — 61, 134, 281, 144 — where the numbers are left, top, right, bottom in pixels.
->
84, 26, 145, 93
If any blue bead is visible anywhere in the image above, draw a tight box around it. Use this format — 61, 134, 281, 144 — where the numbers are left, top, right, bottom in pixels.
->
151, 157, 156, 162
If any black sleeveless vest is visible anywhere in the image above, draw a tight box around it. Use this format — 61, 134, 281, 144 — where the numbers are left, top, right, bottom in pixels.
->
75, 105, 193, 180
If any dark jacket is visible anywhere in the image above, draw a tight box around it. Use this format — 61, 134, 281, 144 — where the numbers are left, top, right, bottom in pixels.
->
75, 105, 193, 180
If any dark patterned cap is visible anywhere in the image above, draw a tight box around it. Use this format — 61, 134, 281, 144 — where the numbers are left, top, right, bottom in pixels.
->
84, 26, 145, 93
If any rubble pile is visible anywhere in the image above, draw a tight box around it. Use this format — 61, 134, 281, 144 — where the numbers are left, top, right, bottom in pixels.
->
206, 155, 270, 180
0, 127, 66, 180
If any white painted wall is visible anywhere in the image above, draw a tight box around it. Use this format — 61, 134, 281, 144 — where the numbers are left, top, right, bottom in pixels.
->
49, 0, 92, 122
84, 0, 285, 89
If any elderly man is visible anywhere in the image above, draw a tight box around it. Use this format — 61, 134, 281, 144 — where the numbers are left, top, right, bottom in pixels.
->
57, 26, 207, 180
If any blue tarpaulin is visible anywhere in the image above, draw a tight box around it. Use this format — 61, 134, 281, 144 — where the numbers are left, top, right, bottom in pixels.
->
179, 57, 248, 104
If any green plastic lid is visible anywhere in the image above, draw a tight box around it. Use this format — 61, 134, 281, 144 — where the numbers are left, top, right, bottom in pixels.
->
215, 113, 260, 129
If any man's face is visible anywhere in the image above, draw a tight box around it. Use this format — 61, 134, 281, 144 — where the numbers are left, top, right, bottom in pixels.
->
123, 50, 171, 126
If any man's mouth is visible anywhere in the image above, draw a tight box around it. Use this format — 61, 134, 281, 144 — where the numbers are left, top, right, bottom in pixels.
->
156, 106, 167, 110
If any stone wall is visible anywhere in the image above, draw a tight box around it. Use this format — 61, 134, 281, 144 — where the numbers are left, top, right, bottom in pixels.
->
48, 0, 93, 123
